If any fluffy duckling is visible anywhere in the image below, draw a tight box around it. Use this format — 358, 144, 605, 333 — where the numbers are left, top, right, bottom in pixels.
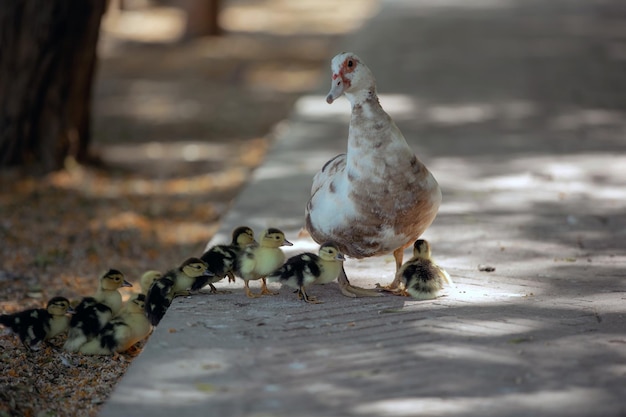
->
79, 294, 152, 355
236, 228, 292, 298
93, 269, 133, 315
0, 296, 73, 349
305, 53, 442, 297
399, 239, 453, 300
198, 226, 256, 293
145, 257, 213, 325
267, 242, 345, 303
64, 269, 132, 352
140, 270, 163, 295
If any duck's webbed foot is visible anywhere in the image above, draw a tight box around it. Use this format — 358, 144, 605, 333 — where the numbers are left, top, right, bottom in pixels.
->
338, 266, 383, 298
375, 279, 409, 296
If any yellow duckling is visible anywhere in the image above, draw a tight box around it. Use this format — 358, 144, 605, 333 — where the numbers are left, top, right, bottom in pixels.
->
236, 228, 292, 298
79, 294, 152, 355
93, 269, 133, 315
0, 296, 73, 350
145, 257, 213, 325
64, 269, 132, 352
199, 226, 257, 293
140, 270, 163, 295
267, 242, 345, 303
399, 239, 453, 300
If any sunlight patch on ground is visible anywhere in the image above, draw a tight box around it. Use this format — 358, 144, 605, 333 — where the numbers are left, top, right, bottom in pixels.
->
48, 166, 248, 197
407, 343, 527, 365
294, 94, 418, 119
102, 0, 380, 43
412, 318, 542, 338
220, 0, 380, 35
352, 388, 613, 416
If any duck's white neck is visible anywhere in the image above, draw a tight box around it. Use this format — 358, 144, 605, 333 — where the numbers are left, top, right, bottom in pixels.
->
345, 85, 377, 109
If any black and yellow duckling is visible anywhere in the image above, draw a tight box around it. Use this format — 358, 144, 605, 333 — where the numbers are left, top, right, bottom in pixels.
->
399, 239, 453, 299
235, 228, 293, 298
79, 293, 152, 355
63, 269, 132, 352
145, 257, 213, 325
0, 296, 73, 350
267, 242, 345, 303
198, 226, 257, 294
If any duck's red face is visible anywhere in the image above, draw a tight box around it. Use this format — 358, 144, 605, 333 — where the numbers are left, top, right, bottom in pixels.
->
326, 53, 360, 104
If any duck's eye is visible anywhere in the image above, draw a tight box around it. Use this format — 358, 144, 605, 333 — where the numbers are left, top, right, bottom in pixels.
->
347, 60, 353, 67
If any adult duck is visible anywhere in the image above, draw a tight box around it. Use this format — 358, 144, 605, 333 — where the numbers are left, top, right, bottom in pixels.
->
305, 52, 441, 297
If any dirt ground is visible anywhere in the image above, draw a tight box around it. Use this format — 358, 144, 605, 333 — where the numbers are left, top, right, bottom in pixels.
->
0, 1, 378, 415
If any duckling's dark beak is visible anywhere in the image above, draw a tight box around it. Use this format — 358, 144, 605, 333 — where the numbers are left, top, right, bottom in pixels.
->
282, 239, 294, 247
203, 269, 215, 277
67, 306, 76, 314
122, 280, 133, 288
336, 253, 346, 261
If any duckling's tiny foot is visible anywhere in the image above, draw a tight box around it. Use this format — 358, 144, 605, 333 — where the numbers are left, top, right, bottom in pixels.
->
299, 290, 321, 303
245, 288, 261, 298
203, 285, 232, 295
202, 289, 232, 295
125, 345, 143, 357
260, 279, 278, 296
260, 288, 278, 296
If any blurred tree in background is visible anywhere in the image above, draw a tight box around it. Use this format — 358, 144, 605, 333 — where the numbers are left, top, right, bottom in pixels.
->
0, 0, 106, 174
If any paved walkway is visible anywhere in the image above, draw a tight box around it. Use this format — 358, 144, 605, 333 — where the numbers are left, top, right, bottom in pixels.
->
99, 1, 626, 416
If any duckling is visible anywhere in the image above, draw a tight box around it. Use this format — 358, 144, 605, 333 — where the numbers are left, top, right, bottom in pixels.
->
198, 226, 256, 293
79, 294, 152, 355
0, 296, 73, 350
94, 269, 133, 314
236, 228, 293, 298
145, 257, 213, 325
140, 270, 163, 295
267, 242, 345, 303
399, 239, 453, 299
63, 269, 132, 352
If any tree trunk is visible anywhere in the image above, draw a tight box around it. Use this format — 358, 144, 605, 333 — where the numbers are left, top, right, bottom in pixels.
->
0, 0, 106, 174
182, 0, 221, 38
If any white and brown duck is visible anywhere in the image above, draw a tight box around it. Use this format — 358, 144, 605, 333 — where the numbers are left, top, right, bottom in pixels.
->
305, 52, 442, 297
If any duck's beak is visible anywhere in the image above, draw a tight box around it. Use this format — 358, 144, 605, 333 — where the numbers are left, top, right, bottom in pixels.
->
336, 253, 346, 262
326, 75, 345, 104
282, 238, 294, 247
122, 280, 133, 288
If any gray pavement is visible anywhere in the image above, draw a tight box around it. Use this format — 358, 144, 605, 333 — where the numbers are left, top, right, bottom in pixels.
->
99, 0, 626, 416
